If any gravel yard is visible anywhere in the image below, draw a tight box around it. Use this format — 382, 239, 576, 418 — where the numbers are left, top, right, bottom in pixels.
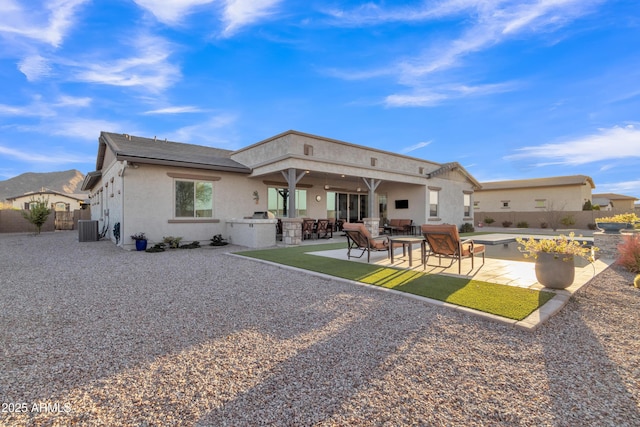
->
1, 231, 638, 426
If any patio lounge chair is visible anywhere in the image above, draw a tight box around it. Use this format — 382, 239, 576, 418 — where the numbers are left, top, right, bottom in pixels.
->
343, 222, 390, 263
421, 224, 485, 274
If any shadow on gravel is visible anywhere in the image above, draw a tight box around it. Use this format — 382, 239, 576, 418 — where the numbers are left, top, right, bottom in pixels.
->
1, 232, 638, 425
540, 267, 640, 425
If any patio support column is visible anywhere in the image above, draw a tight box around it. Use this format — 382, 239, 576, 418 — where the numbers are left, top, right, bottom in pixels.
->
363, 178, 381, 236
281, 217, 303, 246
281, 169, 307, 218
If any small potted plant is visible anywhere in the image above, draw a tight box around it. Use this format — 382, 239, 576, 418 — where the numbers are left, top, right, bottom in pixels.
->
595, 213, 639, 233
131, 232, 148, 251
516, 232, 597, 289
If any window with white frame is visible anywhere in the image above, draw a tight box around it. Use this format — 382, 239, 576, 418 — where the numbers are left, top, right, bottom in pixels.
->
463, 193, 472, 217
175, 180, 213, 218
535, 199, 546, 209
429, 188, 439, 217
501, 200, 510, 209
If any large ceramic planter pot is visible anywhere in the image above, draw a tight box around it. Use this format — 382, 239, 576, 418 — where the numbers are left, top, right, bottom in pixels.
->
596, 222, 629, 233
135, 239, 148, 251
535, 252, 575, 289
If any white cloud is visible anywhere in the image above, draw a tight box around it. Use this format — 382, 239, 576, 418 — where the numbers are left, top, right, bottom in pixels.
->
55, 95, 92, 107
143, 106, 205, 114
326, 0, 602, 106
385, 82, 517, 107
0, 144, 93, 164
165, 114, 238, 146
504, 125, 640, 166
133, 0, 214, 26
221, 0, 282, 37
0, 101, 55, 117
133, 0, 282, 36
0, 0, 88, 47
72, 34, 180, 92
0, 95, 91, 118
18, 55, 52, 81
595, 180, 640, 197
401, 140, 432, 154
47, 118, 124, 140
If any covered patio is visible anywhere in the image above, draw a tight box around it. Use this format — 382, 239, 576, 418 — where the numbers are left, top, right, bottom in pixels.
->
230, 130, 481, 245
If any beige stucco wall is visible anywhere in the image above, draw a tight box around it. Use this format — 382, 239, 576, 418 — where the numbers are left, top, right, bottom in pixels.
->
474, 184, 590, 212
232, 132, 442, 184
116, 163, 265, 249
87, 154, 123, 241
609, 198, 637, 210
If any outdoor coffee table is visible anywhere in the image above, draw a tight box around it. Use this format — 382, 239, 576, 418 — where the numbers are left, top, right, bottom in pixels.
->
388, 236, 425, 267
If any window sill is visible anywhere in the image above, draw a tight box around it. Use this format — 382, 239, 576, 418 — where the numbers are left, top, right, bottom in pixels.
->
168, 219, 220, 224
428, 217, 441, 222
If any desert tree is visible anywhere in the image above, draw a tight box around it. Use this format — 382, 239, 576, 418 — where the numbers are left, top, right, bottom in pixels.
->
21, 196, 51, 234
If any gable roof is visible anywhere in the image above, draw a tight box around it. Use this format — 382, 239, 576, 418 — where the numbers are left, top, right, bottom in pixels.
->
479, 175, 595, 191
592, 193, 639, 201
426, 162, 481, 189
6, 188, 86, 202
95, 132, 251, 174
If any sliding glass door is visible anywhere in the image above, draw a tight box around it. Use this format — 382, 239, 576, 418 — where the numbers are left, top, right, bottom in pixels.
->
328, 192, 368, 222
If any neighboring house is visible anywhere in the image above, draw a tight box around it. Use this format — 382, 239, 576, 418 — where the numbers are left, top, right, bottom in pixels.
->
82, 130, 481, 249
592, 193, 639, 211
6, 188, 87, 212
474, 175, 595, 213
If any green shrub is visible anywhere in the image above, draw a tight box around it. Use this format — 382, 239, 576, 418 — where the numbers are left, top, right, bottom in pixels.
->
146, 243, 166, 253
179, 241, 200, 249
484, 217, 495, 225
560, 215, 576, 227
502, 221, 512, 228
540, 222, 549, 229
459, 223, 475, 233
162, 236, 183, 248
516, 221, 528, 228
582, 200, 593, 211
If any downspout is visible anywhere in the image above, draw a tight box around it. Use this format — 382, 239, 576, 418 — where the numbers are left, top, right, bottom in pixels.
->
118, 160, 129, 248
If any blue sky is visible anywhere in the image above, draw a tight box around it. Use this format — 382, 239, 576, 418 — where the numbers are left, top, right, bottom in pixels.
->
1, 0, 639, 199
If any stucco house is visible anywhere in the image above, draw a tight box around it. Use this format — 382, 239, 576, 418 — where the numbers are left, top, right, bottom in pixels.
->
474, 175, 595, 213
7, 188, 87, 212
82, 130, 481, 249
592, 193, 639, 211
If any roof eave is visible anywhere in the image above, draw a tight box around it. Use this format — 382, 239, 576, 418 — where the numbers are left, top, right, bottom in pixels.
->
117, 155, 252, 174
81, 171, 102, 191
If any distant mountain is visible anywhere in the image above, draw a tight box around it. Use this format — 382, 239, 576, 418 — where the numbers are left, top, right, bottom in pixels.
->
0, 169, 87, 202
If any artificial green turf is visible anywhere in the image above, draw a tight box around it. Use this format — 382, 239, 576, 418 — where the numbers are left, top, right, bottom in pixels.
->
236, 242, 555, 321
